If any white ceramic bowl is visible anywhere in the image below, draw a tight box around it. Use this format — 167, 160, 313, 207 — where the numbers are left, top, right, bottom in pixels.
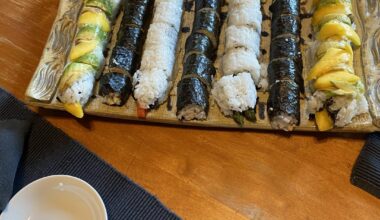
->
0, 175, 107, 220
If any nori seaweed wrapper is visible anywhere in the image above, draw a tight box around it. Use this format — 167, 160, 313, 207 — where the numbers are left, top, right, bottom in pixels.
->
185, 33, 215, 59
115, 25, 143, 51
267, 80, 300, 124
183, 53, 215, 86
99, 72, 133, 105
195, 0, 222, 12
270, 35, 301, 63
268, 58, 302, 87
271, 14, 300, 39
269, 0, 300, 19
193, 9, 221, 47
108, 46, 139, 74
122, 0, 152, 27
176, 77, 209, 116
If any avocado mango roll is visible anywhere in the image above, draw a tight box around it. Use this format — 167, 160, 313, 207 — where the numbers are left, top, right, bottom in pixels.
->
57, 0, 120, 118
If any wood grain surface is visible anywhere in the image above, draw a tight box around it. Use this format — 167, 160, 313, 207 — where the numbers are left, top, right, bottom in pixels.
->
1, 0, 380, 219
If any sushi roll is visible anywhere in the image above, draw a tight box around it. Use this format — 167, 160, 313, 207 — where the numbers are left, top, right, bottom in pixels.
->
225, 25, 261, 57
133, 0, 183, 113
228, 1, 262, 33
267, 80, 300, 131
266, 0, 302, 130
271, 14, 301, 39
193, 9, 221, 48
57, 1, 120, 117
177, 77, 210, 121
84, 0, 121, 19
212, 0, 262, 125
306, 0, 368, 131
176, 0, 221, 121
99, 0, 152, 106
182, 53, 215, 87
222, 48, 261, 84
268, 58, 302, 88
184, 33, 215, 61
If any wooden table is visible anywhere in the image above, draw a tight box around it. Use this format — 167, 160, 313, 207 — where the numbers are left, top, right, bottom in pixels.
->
1, 0, 380, 219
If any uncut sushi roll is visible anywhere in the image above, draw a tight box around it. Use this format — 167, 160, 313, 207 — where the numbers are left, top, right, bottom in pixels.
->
133, 0, 183, 113
57, 1, 120, 117
176, 0, 221, 121
99, 0, 152, 106
267, 0, 302, 130
212, 0, 262, 125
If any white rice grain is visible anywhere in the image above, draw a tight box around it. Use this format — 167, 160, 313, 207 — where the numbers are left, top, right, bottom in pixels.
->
225, 25, 260, 57
228, 3, 262, 33
152, 2, 183, 32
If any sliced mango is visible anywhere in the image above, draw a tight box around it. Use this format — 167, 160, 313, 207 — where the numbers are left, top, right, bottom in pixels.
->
64, 103, 84, 118
316, 40, 352, 60
317, 13, 351, 29
78, 10, 110, 32
317, 0, 352, 9
314, 71, 360, 91
307, 48, 353, 80
69, 41, 98, 61
317, 20, 361, 47
316, 108, 334, 131
312, 3, 352, 26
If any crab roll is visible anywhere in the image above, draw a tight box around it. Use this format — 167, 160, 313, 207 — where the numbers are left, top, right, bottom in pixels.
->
195, 0, 222, 11
152, 1, 183, 32
84, 0, 121, 19
268, 58, 302, 88
183, 53, 215, 87
184, 33, 215, 60
193, 9, 221, 47
177, 77, 209, 120
269, 0, 299, 19
225, 25, 261, 57
228, 2, 262, 33
271, 14, 300, 39
222, 48, 261, 84
57, 63, 96, 118
267, 80, 300, 131
122, 0, 151, 27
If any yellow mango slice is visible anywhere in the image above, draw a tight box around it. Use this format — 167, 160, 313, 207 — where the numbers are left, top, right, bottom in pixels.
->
307, 48, 353, 80
314, 71, 360, 90
69, 41, 97, 61
78, 10, 110, 32
316, 40, 352, 60
316, 108, 334, 131
317, 20, 361, 46
312, 3, 351, 26
64, 103, 84, 118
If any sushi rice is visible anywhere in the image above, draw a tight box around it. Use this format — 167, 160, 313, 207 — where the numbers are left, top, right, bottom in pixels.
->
133, 0, 183, 109
222, 48, 261, 84
212, 72, 257, 116
212, 0, 262, 118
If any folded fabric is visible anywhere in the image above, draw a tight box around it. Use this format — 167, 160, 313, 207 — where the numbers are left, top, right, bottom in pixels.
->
0, 119, 31, 211
0, 88, 179, 219
351, 132, 380, 198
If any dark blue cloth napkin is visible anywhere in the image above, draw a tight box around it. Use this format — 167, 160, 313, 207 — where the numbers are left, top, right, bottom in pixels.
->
0, 88, 179, 220
351, 132, 380, 199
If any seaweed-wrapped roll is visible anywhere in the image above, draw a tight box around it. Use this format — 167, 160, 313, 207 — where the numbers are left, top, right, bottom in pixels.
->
176, 0, 221, 121
99, 0, 152, 106
267, 0, 302, 130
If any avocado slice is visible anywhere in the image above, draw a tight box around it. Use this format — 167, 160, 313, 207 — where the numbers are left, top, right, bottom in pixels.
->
85, 0, 113, 17
317, 20, 361, 47
76, 25, 108, 43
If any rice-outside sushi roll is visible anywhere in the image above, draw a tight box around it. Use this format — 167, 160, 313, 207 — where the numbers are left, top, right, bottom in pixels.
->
212, 0, 262, 125
133, 0, 183, 114
57, 1, 120, 117
99, 0, 152, 106
306, 0, 368, 131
